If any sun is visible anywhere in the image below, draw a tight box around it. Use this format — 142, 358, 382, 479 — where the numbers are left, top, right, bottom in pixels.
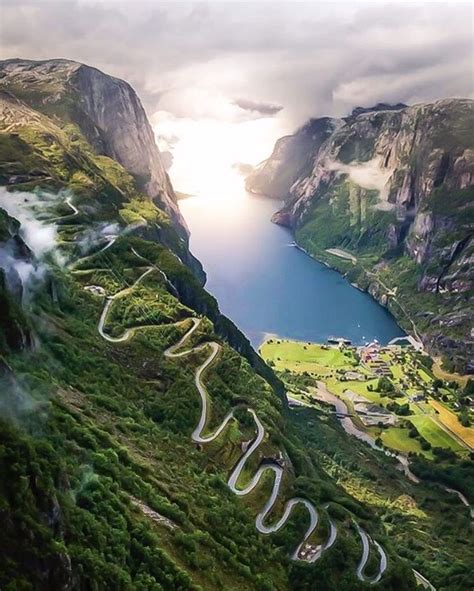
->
153, 112, 286, 207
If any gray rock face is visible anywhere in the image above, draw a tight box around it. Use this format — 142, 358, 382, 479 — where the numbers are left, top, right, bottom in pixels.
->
248, 99, 474, 369
245, 117, 341, 198
264, 99, 474, 229
0, 58, 187, 236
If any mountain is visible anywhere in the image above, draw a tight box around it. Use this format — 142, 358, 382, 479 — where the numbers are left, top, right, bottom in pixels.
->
0, 60, 471, 590
0, 58, 186, 235
246, 118, 339, 199
247, 99, 474, 372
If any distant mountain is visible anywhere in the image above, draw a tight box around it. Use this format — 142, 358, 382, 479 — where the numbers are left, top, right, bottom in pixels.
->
247, 99, 474, 371
246, 117, 339, 199
349, 103, 407, 117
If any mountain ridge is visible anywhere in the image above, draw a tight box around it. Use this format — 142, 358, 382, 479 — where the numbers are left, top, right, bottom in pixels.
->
246, 98, 474, 371
0, 60, 471, 590
0, 58, 187, 235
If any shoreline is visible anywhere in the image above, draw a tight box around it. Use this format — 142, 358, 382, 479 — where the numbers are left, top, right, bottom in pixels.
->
289, 239, 410, 340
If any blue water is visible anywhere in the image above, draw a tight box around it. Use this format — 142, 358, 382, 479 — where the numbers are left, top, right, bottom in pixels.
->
180, 193, 404, 348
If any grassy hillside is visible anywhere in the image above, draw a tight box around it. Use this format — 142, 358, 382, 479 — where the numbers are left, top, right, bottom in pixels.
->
0, 199, 416, 590
2, 70, 472, 590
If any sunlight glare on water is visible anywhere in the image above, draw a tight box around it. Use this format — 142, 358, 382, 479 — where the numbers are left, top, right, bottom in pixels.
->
155, 114, 404, 347
179, 188, 404, 348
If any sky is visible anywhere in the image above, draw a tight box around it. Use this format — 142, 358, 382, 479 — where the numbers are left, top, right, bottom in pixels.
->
1, 0, 473, 196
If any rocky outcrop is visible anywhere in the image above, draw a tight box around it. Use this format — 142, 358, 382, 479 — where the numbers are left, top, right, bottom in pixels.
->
0, 209, 32, 353
265, 100, 473, 228
246, 117, 341, 199
248, 99, 474, 370
0, 59, 187, 236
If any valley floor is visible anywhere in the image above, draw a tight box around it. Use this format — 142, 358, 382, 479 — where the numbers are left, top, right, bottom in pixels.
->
260, 338, 473, 457
260, 337, 474, 589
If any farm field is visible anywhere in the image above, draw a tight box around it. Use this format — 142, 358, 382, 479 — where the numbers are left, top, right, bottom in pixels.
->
261, 337, 472, 459
429, 400, 474, 449
409, 415, 464, 452
379, 427, 428, 456
259, 339, 357, 374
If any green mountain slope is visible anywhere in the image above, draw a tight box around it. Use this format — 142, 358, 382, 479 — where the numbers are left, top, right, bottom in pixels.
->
0, 60, 471, 591
247, 101, 474, 372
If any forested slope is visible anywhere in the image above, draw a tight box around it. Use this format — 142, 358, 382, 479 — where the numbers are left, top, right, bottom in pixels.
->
0, 59, 469, 590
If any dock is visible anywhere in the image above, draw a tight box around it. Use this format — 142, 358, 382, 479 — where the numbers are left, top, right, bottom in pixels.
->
327, 337, 352, 345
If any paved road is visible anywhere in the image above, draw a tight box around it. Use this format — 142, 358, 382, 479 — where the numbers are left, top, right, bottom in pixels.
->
75, 224, 388, 579
355, 523, 387, 583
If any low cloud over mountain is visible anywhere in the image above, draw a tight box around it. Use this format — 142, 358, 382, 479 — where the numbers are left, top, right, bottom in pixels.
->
1, 1, 472, 128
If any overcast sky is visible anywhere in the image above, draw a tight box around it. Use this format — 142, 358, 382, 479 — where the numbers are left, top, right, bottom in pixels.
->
1, 0, 473, 192
1, 0, 473, 125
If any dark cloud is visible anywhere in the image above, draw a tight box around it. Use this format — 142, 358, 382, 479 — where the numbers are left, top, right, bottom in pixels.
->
233, 98, 283, 117
0, 1, 472, 128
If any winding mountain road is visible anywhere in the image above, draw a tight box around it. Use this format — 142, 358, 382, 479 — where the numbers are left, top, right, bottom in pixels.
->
51, 196, 451, 588
355, 523, 387, 584
89, 246, 387, 582
50, 196, 470, 589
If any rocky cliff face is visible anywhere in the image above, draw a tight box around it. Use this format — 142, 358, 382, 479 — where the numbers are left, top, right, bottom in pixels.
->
0, 209, 32, 354
0, 58, 187, 236
245, 117, 340, 199
247, 99, 474, 370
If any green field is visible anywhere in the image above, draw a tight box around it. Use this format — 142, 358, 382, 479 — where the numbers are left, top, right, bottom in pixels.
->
418, 369, 432, 383
390, 364, 404, 380
379, 427, 428, 456
262, 338, 470, 460
326, 378, 382, 401
260, 339, 355, 372
409, 415, 464, 452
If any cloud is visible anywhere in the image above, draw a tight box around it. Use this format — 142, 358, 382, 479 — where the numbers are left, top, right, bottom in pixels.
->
0, 247, 45, 296
327, 156, 394, 207
0, 372, 50, 432
76, 221, 120, 255
0, 188, 58, 257
233, 98, 283, 117
0, 374, 38, 420
158, 133, 180, 149
0, 188, 69, 303
232, 162, 254, 176
0, 0, 471, 131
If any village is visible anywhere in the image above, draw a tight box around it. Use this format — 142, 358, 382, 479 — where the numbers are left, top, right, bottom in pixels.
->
260, 337, 474, 458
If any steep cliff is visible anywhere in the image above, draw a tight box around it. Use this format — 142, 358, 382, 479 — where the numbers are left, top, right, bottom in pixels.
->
0, 208, 32, 354
0, 58, 186, 235
0, 59, 427, 591
247, 100, 474, 370
245, 117, 340, 199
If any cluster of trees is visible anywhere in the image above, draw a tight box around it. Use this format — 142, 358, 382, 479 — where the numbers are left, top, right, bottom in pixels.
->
386, 401, 412, 416
0, 238, 291, 591
367, 376, 399, 396
411, 453, 474, 503
406, 424, 431, 450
